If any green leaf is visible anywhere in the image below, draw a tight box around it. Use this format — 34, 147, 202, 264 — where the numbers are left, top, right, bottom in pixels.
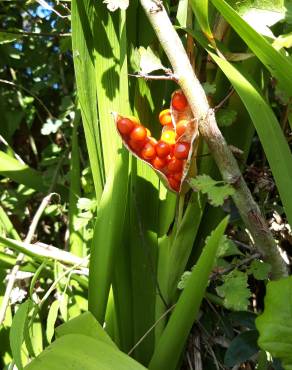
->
0, 31, 21, 44
71, 0, 104, 199
224, 330, 259, 367
229, 311, 257, 329
216, 270, 251, 311
217, 235, 243, 258
138, 46, 166, 75
211, 0, 292, 97
10, 299, 32, 370
256, 276, 292, 369
177, 271, 192, 290
55, 312, 116, 349
0, 151, 67, 199
248, 260, 271, 280
202, 82, 216, 95
189, 174, 235, 206
242, 8, 284, 38
46, 300, 59, 344
216, 108, 237, 127
24, 334, 147, 370
189, 0, 213, 39
149, 217, 229, 370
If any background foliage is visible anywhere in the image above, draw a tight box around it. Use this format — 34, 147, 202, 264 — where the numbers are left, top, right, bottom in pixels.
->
0, 0, 292, 369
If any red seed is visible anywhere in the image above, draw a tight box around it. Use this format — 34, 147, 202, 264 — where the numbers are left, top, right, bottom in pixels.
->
173, 171, 183, 182
141, 143, 156, 161
156, 140, 172, 158
176, 120, 188, 137
130, 125, 147, 142
128, 138, 146, 153
167, 158, 183, 173
174, 142, 190, 160
168, 176, 180, 192
117, 117, 135, 135
172, 92, 188, 111
152, 156, 167, 170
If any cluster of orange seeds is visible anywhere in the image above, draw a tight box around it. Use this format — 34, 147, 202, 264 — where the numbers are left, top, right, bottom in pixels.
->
116, 91, 192, 192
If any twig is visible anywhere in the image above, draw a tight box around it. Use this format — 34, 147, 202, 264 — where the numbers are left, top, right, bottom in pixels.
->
139, 0, 288, 279
0, 237, 89, 268
128, 73, 178, 82
211, 253, 261, 280
128, 304, 176, 355
0, 30, 71, 37
213, 88, 235, 111
0, 193, 55, 325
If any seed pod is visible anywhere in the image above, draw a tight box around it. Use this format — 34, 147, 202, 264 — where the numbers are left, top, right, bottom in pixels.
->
113, 89, 199, 193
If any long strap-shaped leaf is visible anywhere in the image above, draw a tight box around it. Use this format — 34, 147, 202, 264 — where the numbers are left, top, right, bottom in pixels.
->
149, 217, 229, 370
85, 2, 130, 324
71, 0, 104, 200
211, 0, 292, 97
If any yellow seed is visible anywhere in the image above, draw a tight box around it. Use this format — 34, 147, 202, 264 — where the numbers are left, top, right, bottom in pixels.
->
161, 130, 176, 145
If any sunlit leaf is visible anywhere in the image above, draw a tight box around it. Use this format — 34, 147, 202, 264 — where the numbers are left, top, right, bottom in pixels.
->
216, 270, 251, 311
189, 174, 235, 206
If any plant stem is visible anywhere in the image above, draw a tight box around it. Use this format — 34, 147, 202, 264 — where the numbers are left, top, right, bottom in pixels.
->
139, 0, 287, 279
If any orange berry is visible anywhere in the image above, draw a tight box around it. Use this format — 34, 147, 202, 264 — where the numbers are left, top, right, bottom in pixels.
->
176, 120, 188, 137
161, 130, 176, 145
172, 91, 188, 111
167, 158, 183, 173
117, 117, 135, 135
130, 125, 147, 142
141, 143, 156, 161
152, 156, 167, 170
156, 140, 172, 158
174, 142, 190, 159
159, 109, 172, 126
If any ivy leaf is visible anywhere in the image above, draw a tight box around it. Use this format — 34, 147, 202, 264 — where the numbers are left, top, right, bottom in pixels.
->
189, 174, 235, 207
217, 235, 243, 258
216, 270, 251, 311
177, 271, 192, 290
216, 108, 237, 127
248, 260, 271, 280
138, 46, 166, 75
202, 82, 216, 95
